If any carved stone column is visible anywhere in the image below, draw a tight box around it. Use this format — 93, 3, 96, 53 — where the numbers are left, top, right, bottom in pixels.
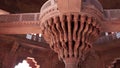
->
40, 0, 104, 68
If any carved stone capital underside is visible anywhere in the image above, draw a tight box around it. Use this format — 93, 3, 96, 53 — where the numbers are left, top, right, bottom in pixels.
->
41, 13, 101, 63
40, 0, 103, 67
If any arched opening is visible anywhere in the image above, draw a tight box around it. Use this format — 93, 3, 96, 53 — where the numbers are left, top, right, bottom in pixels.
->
114, 60, 120, 68
14, 57, 40, 68
108, 58, 120, 68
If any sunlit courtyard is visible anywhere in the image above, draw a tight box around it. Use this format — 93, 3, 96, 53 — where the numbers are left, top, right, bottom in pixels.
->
14, 60, 31, 68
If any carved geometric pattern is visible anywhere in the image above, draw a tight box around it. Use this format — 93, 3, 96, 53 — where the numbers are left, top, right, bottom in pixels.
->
0, 13, 40, 23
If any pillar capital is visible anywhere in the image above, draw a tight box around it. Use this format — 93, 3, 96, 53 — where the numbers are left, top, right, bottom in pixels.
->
40, 0, 104, 68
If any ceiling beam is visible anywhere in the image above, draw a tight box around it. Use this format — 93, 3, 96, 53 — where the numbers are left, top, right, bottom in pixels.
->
0, 35, 50, 50
101, 19, 120, 32
0, 21, 41, 34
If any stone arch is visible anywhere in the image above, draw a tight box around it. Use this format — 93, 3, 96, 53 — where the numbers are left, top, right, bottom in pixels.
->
15, 57, 40, 68
107, 58, 120, 68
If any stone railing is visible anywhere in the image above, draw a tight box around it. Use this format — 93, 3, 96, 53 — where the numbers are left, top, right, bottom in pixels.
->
0, 13, 40, 23
104, 9, 120, 20
0, 9, 119, 34
0, 13, 41, 34
0, 9, 119, 23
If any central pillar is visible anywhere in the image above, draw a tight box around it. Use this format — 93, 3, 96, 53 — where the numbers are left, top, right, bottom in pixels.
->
64, 58, 79, 68
40, 0, 104, 68
65, 63, 78, 68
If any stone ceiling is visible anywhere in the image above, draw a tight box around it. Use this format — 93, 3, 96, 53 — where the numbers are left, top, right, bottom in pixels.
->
0, 0, 120, 13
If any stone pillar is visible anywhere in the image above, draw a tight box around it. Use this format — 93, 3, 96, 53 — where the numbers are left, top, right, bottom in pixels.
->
64, 58, 79, 68
40, 0, 104, 68
65, 63, 78, 68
